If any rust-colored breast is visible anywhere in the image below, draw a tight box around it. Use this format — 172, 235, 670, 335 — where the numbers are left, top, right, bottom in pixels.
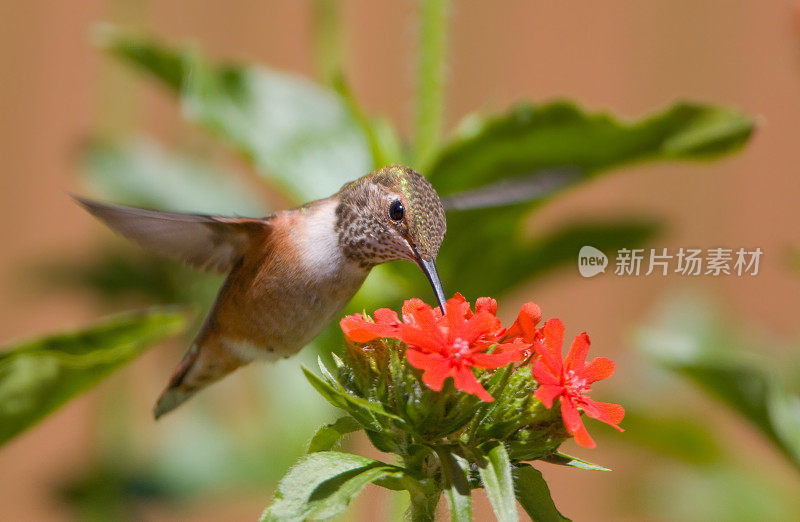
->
202, 200, 368, 360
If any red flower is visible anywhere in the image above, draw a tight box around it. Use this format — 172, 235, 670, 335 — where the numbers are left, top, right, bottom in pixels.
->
340, 294, 529, 402
531, 319, 624, 448
501, 301, 542, 357
505, 302, 542, 342
400, 297, 527, 401
340, 308, 402, 343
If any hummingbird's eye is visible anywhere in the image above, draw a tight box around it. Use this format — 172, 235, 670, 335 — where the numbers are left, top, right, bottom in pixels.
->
388, 200, 405, 222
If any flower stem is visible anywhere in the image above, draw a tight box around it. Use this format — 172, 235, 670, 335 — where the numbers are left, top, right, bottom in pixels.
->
311, 0, 344, 86
413, 0, 450, 170
409, 488, 441, 522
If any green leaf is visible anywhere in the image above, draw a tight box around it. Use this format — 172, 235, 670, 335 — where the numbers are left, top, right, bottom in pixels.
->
645, 464, 800, 522
93, 23, 185, 90
42, 247, 217, 306
99, 27, 371, 203
423, 101, 751, 297
81, 137, 265, 215
512, 464, 571, 522
0, 307, 185, 445
333, 75, 404, 167
311, 0, 344, 86
475, 442, 518, 522
621, 407, 724, 465
429, 101, 754, 195
637, 294, 800, 470
413, 0, 450, 168
260, 451, 403, 521
302, 366, 405, 431
435, 448, 472, 522
318, 355, 342, 389
363, 427, 401, 454
307, 416, 362, 453
542, 452, 611, 472
768, 386, 800, 466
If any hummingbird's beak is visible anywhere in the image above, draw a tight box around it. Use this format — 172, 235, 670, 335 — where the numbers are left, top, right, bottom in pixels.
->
414, 252, 447, 313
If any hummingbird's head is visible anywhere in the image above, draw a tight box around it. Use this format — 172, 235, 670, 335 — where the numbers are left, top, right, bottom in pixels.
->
336, 165, 447, 310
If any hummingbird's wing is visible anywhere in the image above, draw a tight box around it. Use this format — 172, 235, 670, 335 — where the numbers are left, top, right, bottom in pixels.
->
73, 196, 271, 273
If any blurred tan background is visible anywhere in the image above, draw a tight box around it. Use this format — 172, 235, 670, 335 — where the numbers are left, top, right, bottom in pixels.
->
2, 1, 800, 520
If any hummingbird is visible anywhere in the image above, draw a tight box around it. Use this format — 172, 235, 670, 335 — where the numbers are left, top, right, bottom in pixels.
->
74, 165, 447, 418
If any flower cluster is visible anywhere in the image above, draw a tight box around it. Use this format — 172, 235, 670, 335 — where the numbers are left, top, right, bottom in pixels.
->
341, 294, 623, 448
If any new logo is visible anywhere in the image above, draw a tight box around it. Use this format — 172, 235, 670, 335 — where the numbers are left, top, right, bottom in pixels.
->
578, 246, 608, 278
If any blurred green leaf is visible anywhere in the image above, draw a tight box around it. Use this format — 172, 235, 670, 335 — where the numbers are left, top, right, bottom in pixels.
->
152, 353, 339, 494
59, 462, 171, 522
333, 75, 404, 168
43, 247, 220, 306
476, 441, 518, 522
426, 99, 752, 299
429, 101, 754, 194
414, 0, 450, 168
0, 307, 185, 445
98, 27, 372, 203
311, 0, 344, 86
542, 452, 611, 472
93, 23, 184, 91
637, 464, 800, 521
307, 416, 362, 453
435, 448, 472, 522
512, 464, 571, 522
82, 137, 265, 215
621, 407, 724, 465
260, 451, 402, 521
637, 295, 800, 470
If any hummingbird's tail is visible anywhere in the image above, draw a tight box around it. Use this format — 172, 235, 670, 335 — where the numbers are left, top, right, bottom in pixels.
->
153, 341, 243, 419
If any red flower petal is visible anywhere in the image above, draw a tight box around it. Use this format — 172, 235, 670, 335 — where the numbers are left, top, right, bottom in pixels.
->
535, 318, 565, 374
564, 332, 590, 372
373, 308, 401, 327
460, 312, 500, 344
401, 298, 441, 325
475, 297, 498, 316
406, 349, 450, 391
505, 301, 542, 342
449, 292, 469, 313
450, 292, 467, 304
399, 324, 445, 353
493, 338, 532, 359
581, 399, 625, 431
572, 423, 596, 449
534, 384, 563, 408
560, 398, 583, 435
340, 314, 395, 342
562, 397, 601, 448
531, 358, 559, 385
445, 296, 473, 335
469, 349, 523, 369
580, 357, 615, 384
451, 365, 494, 402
